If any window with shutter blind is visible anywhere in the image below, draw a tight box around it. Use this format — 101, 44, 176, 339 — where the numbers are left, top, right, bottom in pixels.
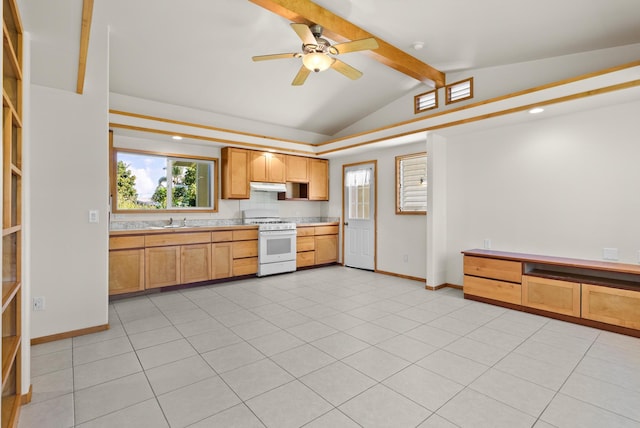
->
445, 77, 473, 104
414, 89, 438, 114
396, 153, 427, 215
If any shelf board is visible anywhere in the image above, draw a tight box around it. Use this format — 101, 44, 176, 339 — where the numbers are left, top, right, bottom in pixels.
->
1, 282, 20, 312
1, 335, 20, 388
2, 28, 22, 81
1, 89, 21, 126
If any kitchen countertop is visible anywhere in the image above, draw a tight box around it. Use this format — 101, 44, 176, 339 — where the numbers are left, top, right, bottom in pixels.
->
109, 221, 339, 236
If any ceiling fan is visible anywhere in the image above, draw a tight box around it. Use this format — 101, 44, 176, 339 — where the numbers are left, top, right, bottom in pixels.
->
252, 23, 379, 86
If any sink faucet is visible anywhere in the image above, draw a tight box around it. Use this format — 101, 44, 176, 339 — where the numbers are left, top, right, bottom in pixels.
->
182, 218, 187, 227
168, 217, 173, 226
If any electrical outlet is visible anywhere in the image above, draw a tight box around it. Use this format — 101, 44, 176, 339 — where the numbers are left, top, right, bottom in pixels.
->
483, 239, 491, 249
602, 248, 618, 261
403, 254, 408, 263
33, 296, 45, 311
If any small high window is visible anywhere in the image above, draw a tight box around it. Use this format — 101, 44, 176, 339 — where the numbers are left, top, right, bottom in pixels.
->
445, 77, 473, 104
396, 152, 427, 215
414, 89, 438, 114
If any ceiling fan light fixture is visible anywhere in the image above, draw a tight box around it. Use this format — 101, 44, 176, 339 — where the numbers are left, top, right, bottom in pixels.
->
302, 52, 334, 72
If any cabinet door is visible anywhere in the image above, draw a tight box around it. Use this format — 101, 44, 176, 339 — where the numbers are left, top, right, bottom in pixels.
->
582, 284, 640, 330
251, 152, 285, 183
145, 246, 181, 288
308, 159, 329, 201
181, 244, 211, 284
522, 275, 580, 317
221, 147, 250, 199
211, 242, 233, 279
315, 234, 337, 264
297, 251, 315, 268
109, 249, 144, 295
286, 155, 309, 182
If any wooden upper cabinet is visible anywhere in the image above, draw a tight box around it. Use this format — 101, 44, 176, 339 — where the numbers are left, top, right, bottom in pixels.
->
285, 155, 309, 182
221, 147, 250, 199
308, 159, 329, 201
250, 152, 285, 183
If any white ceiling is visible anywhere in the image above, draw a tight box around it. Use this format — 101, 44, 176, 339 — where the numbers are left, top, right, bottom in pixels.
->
18, 0, 640, 138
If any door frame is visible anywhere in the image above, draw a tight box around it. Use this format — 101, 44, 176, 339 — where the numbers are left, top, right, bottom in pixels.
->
341, 160, 377, 270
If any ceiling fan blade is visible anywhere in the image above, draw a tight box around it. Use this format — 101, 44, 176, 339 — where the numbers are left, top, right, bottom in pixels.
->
292, 66, 311, 86
290, 23, 317, 45
331, 59, 363, 80
252, 53, 299, 62
332, 37, 379, 54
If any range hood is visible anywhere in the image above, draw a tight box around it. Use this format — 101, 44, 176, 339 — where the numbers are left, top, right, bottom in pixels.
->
250, 182, 287, 192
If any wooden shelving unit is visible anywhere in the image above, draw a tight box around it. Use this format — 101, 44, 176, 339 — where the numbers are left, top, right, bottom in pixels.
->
2, 0, 24, 426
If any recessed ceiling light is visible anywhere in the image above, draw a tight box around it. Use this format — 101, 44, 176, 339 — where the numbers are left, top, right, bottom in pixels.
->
529, 107, 544, 114
172, 135, 183, 140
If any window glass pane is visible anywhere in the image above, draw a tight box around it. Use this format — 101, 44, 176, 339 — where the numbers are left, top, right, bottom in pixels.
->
115, 150, 216, 211
346, 169, 370, 220
396, 153, 427, 214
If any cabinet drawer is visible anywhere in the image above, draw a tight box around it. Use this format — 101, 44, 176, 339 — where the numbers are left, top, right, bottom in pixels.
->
297, 236, 315, 252
582, 284, 640, 330
522, 275, 580, 317
233, 229, 258, 241
233, 257, 258, 276
145, 232, 211, 247
464, 256, 522, 283
296, 226, 315, 237
211, 231, 233, 242
464, 275, 522, 305
315, 225, 338, 235
232, 240, 258, 258
297, 251, 315, 267
109, 235, 145, 250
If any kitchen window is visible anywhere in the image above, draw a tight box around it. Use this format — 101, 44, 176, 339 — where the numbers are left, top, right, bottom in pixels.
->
396, 152, 427, 214
111, 148, 218, 213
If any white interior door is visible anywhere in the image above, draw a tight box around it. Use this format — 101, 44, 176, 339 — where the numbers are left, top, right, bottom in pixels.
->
344, 163, 375, 270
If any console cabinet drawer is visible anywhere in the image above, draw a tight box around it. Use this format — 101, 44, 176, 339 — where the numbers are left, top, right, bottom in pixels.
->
522, 275, 580, 317
464, 256, 522, 283
582, 284, 640, 330
464, 275, 522, 305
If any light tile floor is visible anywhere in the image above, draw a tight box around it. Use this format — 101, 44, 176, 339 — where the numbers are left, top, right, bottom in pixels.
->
19, 266, 640, 428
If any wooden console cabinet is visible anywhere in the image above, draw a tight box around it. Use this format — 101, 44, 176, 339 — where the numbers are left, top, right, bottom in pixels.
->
462, 249, 640, 337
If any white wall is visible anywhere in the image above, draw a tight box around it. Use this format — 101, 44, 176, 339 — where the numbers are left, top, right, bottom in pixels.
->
444, 99, 640, 286
335, 43, 640, 138
28, 7, 109, 338
328, 141, 428, 279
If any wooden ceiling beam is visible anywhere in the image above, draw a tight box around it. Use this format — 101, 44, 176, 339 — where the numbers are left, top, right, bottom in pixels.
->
76, 0, 94, 94
248, 0, 446, 87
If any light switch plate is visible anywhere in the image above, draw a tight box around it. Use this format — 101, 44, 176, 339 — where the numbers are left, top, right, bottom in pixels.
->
89, 210, 99, 223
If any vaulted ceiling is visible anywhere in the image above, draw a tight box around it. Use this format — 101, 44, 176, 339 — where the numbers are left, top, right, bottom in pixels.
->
18, 0, 640, 139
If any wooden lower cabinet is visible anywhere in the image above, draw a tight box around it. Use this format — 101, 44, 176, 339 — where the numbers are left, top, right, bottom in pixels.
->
109, 249, 145, 295
315, 234, 338, 264
582, 284, 640, 330
181, 243, 211, 284
145, 246, 181, 288
211, 242, 233, 279
463, 275, 521, 305
522, 275, 581, 317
